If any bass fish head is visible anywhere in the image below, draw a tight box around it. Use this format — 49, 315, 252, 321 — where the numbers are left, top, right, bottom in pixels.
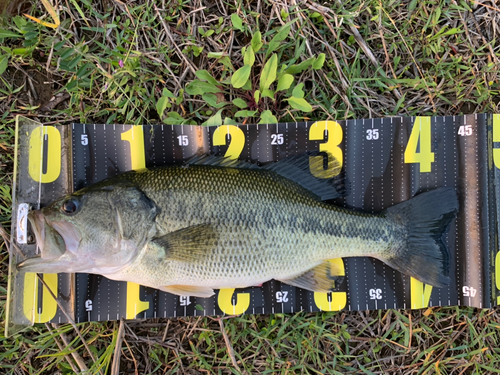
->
18, 184, 158, 274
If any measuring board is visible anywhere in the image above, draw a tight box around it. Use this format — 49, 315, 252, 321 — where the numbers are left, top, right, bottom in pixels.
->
6, 114, 500, 334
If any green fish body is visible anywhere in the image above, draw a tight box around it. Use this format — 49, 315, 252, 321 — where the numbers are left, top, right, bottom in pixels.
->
19, 154, 458, 297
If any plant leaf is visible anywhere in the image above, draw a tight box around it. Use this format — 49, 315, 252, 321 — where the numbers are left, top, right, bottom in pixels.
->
277, 74, 294, 91
41, 0, 60, 26
251, 31, 263, 52
235, 110, 257, 117
231, 64, 251, 88
312, 53, 325, 70
243, 46, 255, 67
231, 13, 244, 31
0, 29, 22, 38
254, 90, 260, 104
232, 98, 248, 108
224, 117, 238, 125
203, 109, 223, 126
260, 54, 278, 92
267, 21, 296, 55
23, 14, 58, 28
186, 80, 221, 95
162, 88, 175, 98
195, 70, 219, 86
259, 110, 278, 124
285, 57, 315, 75
0, 55, 8, 75
156, 97, 170, 118
202, 93, 226, 108
287, 97, 312, 112
261, 89, 274, 100
292, 83, 305, 98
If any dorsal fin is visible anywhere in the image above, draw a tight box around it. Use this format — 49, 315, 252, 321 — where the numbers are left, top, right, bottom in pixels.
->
185, 152, 348, 201
263, 152, 348, 201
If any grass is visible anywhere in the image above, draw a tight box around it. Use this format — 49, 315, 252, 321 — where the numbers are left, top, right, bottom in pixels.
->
1, 0, 500, 373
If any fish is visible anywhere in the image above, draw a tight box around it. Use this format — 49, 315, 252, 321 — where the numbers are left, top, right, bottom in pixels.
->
18, 152, 459, 297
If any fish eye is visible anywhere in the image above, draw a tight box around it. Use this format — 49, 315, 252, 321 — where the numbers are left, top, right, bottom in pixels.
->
61, 198, 80, 215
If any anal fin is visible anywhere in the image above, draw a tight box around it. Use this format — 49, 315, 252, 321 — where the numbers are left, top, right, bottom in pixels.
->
159, 285, 215, 298
277, 260, 343, 293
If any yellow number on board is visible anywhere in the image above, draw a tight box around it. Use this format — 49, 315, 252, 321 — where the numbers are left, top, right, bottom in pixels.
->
404, 117, 434, 173
23, 273, 58, 323
493, 114, 500, 169
212, 125, 245, 159
121, 126, 151, 318
313, 258, 346, 311
218, 288, 250, 315
308, 121, 343, 178
28, 126, 61, 183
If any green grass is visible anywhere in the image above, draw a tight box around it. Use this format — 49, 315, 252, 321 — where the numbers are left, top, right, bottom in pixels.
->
1, 0, 500, 373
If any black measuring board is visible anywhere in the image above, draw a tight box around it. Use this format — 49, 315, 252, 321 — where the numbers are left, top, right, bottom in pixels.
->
7, 114, 500, 331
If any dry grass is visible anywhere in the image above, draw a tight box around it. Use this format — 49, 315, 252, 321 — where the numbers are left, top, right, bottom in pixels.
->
1, 0, 500, 373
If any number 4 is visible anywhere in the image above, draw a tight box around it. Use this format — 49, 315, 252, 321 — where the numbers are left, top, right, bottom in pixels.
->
404, 117, 434, 173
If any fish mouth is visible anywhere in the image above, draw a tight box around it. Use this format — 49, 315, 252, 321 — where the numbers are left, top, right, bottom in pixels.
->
17, 211, 82, 273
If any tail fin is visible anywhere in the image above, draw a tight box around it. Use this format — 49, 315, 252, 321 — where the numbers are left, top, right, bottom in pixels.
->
382, 188, 459, 287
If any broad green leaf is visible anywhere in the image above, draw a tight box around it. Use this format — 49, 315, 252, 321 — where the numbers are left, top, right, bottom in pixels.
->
292, 83, 305, 99
254, 90, 260, 104
197, 26, 206, 37
165, 112, 187, 125
207, 52, 225, 58
203, 109, 223, 126
156, 96, 170, 118
0, 29, 22, 38
0, 55, 8, 75
195, 70, 219, 86
251, 31, 263, 52
287, 97, 312, 112
262, 89, 274, 100
231, 13, 244, 31
312, 53, 325, 70
267, 21, 296, 55
259, 110, 278, 124
231, 64, 251, 88
285, 57, 315, 75
185, 80, 221, 95
235, 110, 257, 117
277, 74, 294, 91
260, 54, 278, 92
242, 79, 252, 91
243, 46, 255, 67
162, 88, 175, 98
232, 98, 248, 108
202, 93, 226, 108
224, 117, 238, 125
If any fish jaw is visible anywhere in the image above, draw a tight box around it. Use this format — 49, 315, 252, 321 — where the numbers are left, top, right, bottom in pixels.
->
18, 210, 84, 273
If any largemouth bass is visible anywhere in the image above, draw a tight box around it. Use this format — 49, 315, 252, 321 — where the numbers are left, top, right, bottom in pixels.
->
18, 153, 459, 297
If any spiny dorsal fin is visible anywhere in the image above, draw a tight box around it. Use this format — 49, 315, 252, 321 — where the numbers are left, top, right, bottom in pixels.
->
185, 152, 348, 201
263, 152, 347, 201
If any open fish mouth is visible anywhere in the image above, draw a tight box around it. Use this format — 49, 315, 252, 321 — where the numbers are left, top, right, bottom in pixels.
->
17, 211, 81, 273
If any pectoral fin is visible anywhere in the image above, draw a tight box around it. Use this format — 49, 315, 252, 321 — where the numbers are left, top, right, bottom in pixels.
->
277, 261, 342, 293
159, 285, 215, 297
153, 224, 220, 262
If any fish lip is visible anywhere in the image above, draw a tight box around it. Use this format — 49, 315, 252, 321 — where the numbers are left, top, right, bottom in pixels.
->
27, 210, 45, 253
